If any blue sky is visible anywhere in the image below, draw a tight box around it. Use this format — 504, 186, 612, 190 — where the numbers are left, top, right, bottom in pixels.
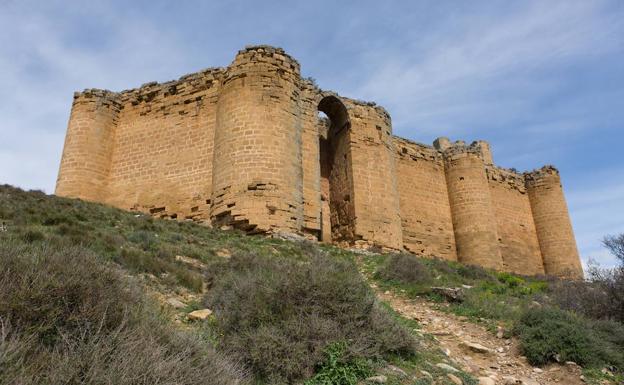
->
1, 0, 623, 268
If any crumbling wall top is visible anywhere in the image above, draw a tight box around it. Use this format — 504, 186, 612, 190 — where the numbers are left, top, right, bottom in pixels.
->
233, 45, 300, 73
442, 140, 487, 160
394, 136, 442, 163
486, 165, 527, 192
524, 165, 560, 185
72, 88, 122, 110
73, 66, 225, 107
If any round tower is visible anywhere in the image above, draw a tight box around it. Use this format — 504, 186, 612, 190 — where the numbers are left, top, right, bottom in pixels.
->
211, 46, 303, 233
525, 166, 583, 278
444, 143, 503, 269
55, 89, 120, 202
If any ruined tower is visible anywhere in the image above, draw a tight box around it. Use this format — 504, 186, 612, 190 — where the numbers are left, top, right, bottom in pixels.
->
211, 47, 303, 233
442, 142, 503, 270
525, 167, 583, 278
56, 90, 120, 202
56, 45, 583, 278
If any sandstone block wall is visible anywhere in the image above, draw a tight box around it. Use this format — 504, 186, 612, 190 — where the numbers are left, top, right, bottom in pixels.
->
443, 143, 503, 270
56, 90, 121, 202
211, 48, 303, 233
487, 166, 544, 276
525, 166, 583, 278
56, 45, 583, 278
394, 137, 456, 260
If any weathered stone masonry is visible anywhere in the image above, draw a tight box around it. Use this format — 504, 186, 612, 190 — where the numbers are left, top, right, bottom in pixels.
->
56, 45, 582, 278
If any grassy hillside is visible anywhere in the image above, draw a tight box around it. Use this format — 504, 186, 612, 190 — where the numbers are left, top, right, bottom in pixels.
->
1, 185, 621, 385
0, 185, 460, 385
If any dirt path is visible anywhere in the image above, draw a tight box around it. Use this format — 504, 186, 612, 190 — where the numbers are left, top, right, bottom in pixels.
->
376, 290, 586, 385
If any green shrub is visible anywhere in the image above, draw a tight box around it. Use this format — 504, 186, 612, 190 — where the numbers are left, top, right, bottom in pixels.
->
376, 254, 432, 285
0, 242, 133, 345
515, 308, 595, 366
127, 229, 158, 251
455, 263, 493, 281
0, 240, 246, 385
514, 307, 623, 370
497, 272, 525, 288
204, 250, 417, 383
589, 319, 624, 371
304, 342, 373, 385
21, 229, 44, 243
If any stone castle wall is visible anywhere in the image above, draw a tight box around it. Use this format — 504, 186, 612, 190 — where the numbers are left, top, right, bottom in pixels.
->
56, 45, 583, 278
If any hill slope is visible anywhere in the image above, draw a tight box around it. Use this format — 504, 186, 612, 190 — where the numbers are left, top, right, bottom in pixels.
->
0, 185, 621, 385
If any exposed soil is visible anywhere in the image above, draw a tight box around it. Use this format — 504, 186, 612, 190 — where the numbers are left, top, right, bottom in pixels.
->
377, 290, 586, 385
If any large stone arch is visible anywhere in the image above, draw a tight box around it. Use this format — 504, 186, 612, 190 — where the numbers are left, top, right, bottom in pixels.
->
317, 95, 356, 242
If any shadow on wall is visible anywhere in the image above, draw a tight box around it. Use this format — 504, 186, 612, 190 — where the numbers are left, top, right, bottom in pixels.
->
318, 95, 355, 244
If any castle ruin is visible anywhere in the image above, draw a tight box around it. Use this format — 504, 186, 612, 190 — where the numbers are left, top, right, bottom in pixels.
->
56, 45, 583, 278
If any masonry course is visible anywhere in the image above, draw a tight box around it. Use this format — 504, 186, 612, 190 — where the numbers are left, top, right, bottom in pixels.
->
56, 45, 583, 278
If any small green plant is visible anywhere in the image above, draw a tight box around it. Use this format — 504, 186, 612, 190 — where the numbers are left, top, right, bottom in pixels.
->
375, 254, 432, 286
515, 307, 595, 366
497, 272, 525, 288
21, 229, 44, 243
305, 342, 373, 385
514, 307, 624, 370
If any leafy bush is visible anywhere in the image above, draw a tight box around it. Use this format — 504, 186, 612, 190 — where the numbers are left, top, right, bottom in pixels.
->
454, 263, 494, 281
514, 307, 596, 366
514, 307, 623, 370
0, 240, 246, 385
21, 229, 45, 243
590, 319, 624, 371
304, 342, 373, 385
376, 254, 432, 285
204, 249, 417, 384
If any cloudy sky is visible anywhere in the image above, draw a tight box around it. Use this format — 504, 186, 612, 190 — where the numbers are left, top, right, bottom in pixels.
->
1, 0, 622, 268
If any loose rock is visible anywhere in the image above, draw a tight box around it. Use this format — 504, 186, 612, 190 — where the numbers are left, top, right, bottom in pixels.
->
364, 375, 387, 383
519, 378, 540, 385
431, 287, 465, 302
460, 341, 493, 355
383, 365, 407, 378
188, 308, 213, 320
447, 373, 463, 384
166, 297, 187, 309
436, 363, 460, 373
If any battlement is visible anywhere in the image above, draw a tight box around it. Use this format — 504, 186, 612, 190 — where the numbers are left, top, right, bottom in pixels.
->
234, 45, 301, 71
56, 45, 582, 278
524, 165, 560, 183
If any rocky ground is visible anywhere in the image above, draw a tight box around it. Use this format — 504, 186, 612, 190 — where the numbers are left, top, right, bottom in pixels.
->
377, 290, 587, 385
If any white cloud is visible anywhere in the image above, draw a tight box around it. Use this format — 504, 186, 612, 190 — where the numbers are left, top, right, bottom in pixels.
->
567, 170, 624, 268
351, 0, 622, 137
0, 2, 192, 193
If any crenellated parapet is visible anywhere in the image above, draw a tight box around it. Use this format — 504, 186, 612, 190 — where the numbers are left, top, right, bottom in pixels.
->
486, 166, 526, 193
